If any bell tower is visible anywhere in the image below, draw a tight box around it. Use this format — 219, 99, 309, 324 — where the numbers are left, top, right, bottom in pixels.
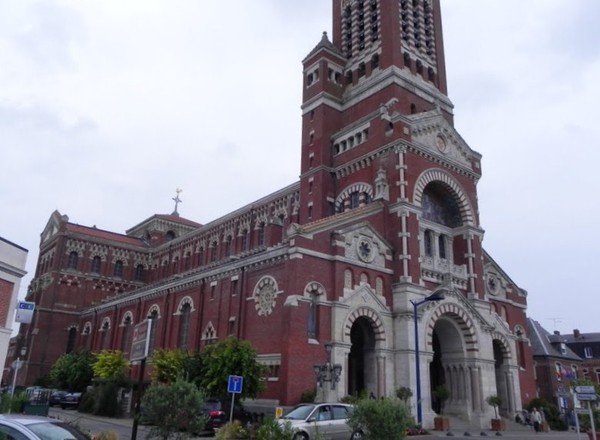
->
298, 0, 454, 224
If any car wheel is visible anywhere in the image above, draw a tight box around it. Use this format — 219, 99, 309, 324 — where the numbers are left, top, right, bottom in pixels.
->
350, 430, 364, 440
293, 433, 308, 440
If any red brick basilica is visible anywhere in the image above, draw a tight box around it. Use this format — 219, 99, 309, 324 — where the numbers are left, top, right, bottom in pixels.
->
10, 0, 537, 429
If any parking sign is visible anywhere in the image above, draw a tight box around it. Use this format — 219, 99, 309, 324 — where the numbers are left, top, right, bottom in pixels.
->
228, 375, 243, 394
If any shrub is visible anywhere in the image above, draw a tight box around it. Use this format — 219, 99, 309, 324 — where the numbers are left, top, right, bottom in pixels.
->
93, 381, 120, 417
526, 398, 567, 431
254, 417, 296, 440
141, 379, 207, 440
215, 420, 250, 440
0, 392, 26, 413
93, 432, 118, 440
347, 397, 411, 440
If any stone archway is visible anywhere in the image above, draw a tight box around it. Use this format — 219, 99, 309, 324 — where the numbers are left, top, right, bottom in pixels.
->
348, 317, 376, 397
492, 335, 514, 416
427, 303, 480, 421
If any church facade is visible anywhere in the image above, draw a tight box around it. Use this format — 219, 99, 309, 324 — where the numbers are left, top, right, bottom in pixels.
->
12, 0, 537, 429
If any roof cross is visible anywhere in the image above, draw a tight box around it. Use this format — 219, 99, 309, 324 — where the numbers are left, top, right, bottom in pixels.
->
172, 188, 183, 216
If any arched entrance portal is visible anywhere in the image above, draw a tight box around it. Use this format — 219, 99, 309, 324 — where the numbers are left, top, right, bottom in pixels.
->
430, 316, 469, 417
347, 317, 376, 397
493, 339, 512, 416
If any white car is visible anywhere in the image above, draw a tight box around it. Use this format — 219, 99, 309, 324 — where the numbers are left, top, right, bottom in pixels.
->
278, 402, 353, 440
0, 415, 91, 440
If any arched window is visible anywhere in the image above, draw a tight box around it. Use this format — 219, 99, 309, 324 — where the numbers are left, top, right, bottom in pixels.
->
66, 327, 77, 354
210, 241, 218, 262
424, 230, 433, 257
198, 247, 205, 266
100, 320, 111, 350
308, 293, 318, 340
166, 230, 176, 241
422, 183, 462, 227
224, 235, 232, 257
91, 256, 102, 274
134, 264, 145, 282
258, 222, 266, 246
113, 260, 124, 278
148, 310, 159, 355
241, 230, 249, 252
178, 303, 192, 349
67, 251, 78, 270
184, 251, 191, 271
438, 234, 447, 259
121, 315, 133, 353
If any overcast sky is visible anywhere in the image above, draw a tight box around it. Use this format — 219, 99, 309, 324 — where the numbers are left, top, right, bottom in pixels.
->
1, 1, 599, 336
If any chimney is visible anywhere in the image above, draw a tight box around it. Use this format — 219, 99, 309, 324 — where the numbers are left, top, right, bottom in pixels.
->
554, 331, 560, 336
574, 329, 580, 338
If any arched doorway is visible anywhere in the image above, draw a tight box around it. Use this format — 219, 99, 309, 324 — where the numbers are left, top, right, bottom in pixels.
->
347, 317, 376, 397
493, 339, 511, 416
429, 315, 468, 417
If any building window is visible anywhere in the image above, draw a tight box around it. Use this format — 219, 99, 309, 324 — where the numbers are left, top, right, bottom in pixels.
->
184, 251, 191, 271
595, 368, 600, 383
134, 264, 145, 282
241, 230, 249, 252
585, 347, 593, 358
66, 327, 77, 354
148, 311, 158, 355
198, 247, 205, 266
67, 251, 79, 270
178, 303, 191, 349
424, 230, 433, 257
210, 241, 218, 262
121, 316, 132, 354
224, 235, 232, 257
438, 234, 447, 259
258, 223, 266, 246
114, 260, 124, 278
91, 256, 102, 274
308, 293, 318, 339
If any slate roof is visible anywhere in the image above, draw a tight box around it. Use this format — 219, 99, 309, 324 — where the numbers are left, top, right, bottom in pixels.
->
527, 318, 581, 361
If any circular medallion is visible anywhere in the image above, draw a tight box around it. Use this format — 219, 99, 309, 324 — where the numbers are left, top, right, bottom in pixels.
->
435, 135, 448, 153
486, 274, 499, 295
357, 237, 375, 263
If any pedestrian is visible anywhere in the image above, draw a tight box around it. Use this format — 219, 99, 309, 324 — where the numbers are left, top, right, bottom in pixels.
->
531, 407, 542, 433
369, 391, 376, 400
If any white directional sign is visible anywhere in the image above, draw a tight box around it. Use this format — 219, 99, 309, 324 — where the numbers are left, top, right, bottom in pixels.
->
575, 386, 596, 394
576, 393, 598, 401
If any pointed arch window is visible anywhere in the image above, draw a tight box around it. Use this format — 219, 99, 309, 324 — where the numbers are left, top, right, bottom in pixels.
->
114, 260, 124, 278
178, 303, 192, 349
308, 293, 318, 340
258, 222, 266, 246
148, 310, 159, 355
91, 256, 102, 274
67, 251, 79, 270
134, 264, 145, 282
210, 241, 218, 262
224, 235, 232, 257
121, 315, 133, 354
241, 230, 249, 252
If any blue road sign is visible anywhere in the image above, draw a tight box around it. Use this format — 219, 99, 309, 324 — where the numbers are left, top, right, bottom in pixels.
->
228, 375, 243, 394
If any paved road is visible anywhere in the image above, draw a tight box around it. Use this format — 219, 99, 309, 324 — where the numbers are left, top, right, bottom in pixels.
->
49, 407, 589, 440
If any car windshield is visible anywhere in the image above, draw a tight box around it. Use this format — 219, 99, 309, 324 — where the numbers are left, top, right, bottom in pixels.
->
282, 404, 316, 420
28, 421, 90, 440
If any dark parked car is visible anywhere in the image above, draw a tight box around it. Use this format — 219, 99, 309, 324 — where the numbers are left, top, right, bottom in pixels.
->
203, 398, 252, 433
60, 392, 82, 410
49, 391, 67, 407
0, 414, 91, 439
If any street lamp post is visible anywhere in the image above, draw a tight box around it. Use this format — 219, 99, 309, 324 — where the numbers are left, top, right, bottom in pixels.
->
313, 342, 342, 394
411, 290, 446, 426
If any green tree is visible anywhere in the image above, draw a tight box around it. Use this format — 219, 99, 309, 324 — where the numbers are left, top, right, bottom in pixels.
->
199, 337, 266, 399
347, 398, 411, 440
141, 379, 207, 440
49, 351, 94, 392
92, 350, 130, 382
150, 348, 188, 384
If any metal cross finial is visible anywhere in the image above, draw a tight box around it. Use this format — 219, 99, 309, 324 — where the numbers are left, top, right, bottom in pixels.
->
172, 188, 183, 216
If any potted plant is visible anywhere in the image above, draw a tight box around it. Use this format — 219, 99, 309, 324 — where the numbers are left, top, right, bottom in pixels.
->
433, 384, 450, 431
486, 395, 505, 431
